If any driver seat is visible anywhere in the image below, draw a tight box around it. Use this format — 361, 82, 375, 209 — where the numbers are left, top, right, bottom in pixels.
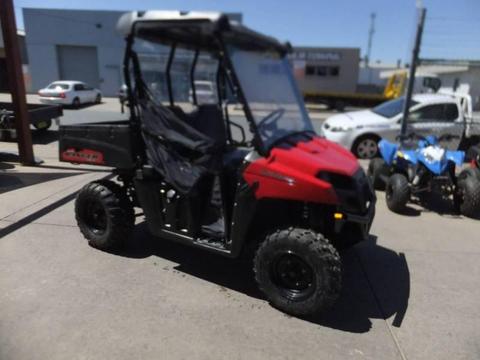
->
188, 105, 227, 149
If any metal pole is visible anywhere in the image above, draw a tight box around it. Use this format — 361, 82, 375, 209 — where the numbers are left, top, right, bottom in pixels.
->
166, 44, 176, 107
400, 7, 427, 142
365, 12, 376, 84
0, 0, 35, 165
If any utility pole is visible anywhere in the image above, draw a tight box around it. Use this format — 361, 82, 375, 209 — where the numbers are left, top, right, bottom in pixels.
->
0, 0, 35, 165
400, 6, 427, 141
365, 12, 376, 84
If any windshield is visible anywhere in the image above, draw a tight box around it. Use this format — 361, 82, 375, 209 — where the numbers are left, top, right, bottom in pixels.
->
228, 47, 314, 150
372, 97, 419, 118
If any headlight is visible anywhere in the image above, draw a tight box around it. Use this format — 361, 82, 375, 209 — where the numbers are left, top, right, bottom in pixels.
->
329, 125, 353, 132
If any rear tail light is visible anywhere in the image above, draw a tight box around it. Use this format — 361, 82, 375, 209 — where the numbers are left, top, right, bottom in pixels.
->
59, 92, 66, 98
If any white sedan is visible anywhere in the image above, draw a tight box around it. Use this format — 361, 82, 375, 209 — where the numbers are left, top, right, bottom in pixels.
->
322, 94, 468, 159
38, 81, 102, 108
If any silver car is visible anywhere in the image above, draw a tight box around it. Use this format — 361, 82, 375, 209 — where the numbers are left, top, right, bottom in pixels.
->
322, 93, 470, 159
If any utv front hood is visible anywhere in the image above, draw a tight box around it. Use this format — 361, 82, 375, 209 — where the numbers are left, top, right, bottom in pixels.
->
243, 136, 360, 204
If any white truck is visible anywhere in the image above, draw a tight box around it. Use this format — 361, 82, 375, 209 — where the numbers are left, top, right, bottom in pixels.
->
322, 92, 480, 159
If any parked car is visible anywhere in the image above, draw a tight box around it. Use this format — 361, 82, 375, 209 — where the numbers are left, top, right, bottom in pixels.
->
189, 80, 217, 104
38, 81, 102, 108
322, 93, 476, 159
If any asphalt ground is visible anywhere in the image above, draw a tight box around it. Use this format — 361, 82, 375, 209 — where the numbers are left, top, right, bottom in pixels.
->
1, 95, 479, 360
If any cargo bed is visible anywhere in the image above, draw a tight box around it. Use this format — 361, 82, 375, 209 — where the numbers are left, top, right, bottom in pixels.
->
59, 120, 137, 169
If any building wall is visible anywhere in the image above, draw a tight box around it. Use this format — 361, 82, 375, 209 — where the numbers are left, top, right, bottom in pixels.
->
290, 47, 360, 94
0, 31, 30, 92
23, 9, 243, 97
436, 68, 480, 110
24, 8, 125, 96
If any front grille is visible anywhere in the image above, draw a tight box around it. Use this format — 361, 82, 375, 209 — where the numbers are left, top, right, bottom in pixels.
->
324, 168, 375, 214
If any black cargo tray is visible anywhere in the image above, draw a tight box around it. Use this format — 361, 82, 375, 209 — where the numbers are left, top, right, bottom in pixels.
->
59, 120, 136, 168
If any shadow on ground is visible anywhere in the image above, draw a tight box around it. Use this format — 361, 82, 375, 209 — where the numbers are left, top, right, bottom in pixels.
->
379, 189, 477, 219
112, 224, 410, 333
1, 129, 58, 145
62, 102, 103, 110
0, 167, 84, 195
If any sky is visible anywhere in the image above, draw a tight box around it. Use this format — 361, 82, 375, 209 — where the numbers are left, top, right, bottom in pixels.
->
12, 0, 480, 64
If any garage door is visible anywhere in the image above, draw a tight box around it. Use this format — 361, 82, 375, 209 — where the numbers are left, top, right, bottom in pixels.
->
57, 45, 100, 88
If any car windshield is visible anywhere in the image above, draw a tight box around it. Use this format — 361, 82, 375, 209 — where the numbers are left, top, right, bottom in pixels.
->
372, 97, 419, 118
48, 83, 69, 90
228, 47, 314, 150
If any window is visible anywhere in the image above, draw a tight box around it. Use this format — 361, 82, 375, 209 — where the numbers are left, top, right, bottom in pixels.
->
409, 103, 458, 123
74, 84, 85, 91
48, 83, 69, 90
329, 66, 340, 76
316, 66, 327, 76
306, 65, 316, 76
304, 65, 339, 77
444, 104, 459, 121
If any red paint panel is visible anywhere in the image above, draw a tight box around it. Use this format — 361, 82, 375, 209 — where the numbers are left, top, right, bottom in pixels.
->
244, 136, 360, 204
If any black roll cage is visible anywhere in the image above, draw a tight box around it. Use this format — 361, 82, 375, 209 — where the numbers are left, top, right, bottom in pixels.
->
122, 22, 273, 155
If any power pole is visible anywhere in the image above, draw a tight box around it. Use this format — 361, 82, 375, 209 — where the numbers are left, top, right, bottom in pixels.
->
365, 12, 376, 84
400, 6, 427, 141
0, 0, 35, 165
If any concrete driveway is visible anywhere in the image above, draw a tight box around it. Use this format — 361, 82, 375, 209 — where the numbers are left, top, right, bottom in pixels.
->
1, 99, 479, 359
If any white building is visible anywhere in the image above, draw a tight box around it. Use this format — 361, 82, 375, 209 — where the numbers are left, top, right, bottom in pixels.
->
23, 8, 242, 97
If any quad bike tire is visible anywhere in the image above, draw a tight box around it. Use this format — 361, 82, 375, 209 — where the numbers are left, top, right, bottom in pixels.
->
368, 158, 389, 190
75, 180, 134, 250
386, 173, 410, 213
254, 227, 341, 316
466, 145, 480, 165
455, 169, 480, 218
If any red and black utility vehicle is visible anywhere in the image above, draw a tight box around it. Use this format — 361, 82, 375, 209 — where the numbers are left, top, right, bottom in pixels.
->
59, 11, 376, 316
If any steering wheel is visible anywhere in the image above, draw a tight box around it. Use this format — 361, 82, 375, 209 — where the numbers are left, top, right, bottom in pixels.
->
257, 108, 285, 131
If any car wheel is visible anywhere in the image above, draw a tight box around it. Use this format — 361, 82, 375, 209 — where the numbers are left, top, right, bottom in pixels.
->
254, 227, 341, 316
75, 180, 135, 250
72, 97, 80, 108
386, 173, 410, 213
353, 136, 379, 159
95, 94, 102, 104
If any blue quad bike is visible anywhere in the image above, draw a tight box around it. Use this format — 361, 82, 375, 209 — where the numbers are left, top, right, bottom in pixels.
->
367, 133, 480, 217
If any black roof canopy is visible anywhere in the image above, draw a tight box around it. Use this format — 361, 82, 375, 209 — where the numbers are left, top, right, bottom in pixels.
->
117, 11, 290, 54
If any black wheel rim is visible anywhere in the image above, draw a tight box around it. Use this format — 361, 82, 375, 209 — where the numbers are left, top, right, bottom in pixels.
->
83, 200, 107, 235
270, 251, 315, 301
